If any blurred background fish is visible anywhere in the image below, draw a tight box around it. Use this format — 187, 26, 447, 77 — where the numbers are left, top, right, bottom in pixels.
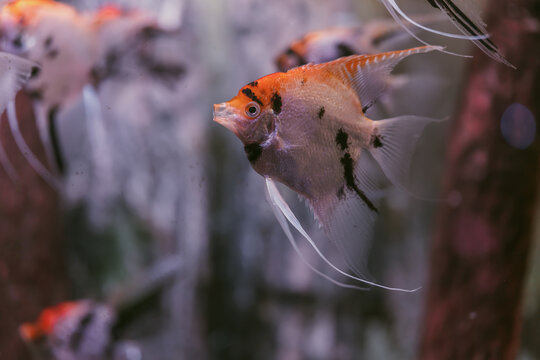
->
0, 51, 38, 181
0, 0, 186, 190
275, 15, 445, 71
19, 300, 140, 360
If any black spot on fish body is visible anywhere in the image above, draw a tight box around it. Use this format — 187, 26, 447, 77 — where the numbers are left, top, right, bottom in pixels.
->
11, 33, 24, 49
140, 26, 162, 39
241, 88, 263, 106
271, 92, 282, 114
372, 134, 383, 148
337, 186, 345, 200
47, 48, 59, 60
318, 106, 325, 119
244, 142, 263, 163
248, 81, 258, 87
30, 66, 40, 78
340, 153, 379, 213
362, 100, 375, 114
335, 128, 349, 151
44, 36, 53, 48
336, 43, 356, 57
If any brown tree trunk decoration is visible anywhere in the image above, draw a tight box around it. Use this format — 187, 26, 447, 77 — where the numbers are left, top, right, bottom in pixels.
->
419, 0, 540, 359
0, 93, 69, 359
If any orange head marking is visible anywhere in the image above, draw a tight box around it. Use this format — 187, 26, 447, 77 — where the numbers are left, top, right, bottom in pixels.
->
2, 0, 77, 25
19, 301, 79, 341
214, 74, 284, 144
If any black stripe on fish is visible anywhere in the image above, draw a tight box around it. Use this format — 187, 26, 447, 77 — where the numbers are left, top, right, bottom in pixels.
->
318, 106, 325, 119
271, 92, 282, 114
362, 100, 375, 113
340, 153, 379, 213
248, 81, 258, 87
336, 43, 356, 57
48, 106, 65, 174
335, 128, 349, 151
432, 0, 499, 53
244, 142, 263, 163
27, 88, 43, 100
241, 88, 263, 106
69, 310, 95, 351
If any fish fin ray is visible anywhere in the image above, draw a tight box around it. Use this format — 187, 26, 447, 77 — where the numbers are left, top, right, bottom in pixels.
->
433, 0, 515, 68
266, 178, 417, 291
313, 46, 442, 113
6, 101, 62, 191
368, 115, 441, 196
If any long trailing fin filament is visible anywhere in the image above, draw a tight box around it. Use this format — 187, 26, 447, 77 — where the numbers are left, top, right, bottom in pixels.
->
265, 178, 420, 292
6, 101, 62, 191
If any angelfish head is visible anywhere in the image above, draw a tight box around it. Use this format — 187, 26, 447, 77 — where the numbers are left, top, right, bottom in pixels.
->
213, 79, 281, 146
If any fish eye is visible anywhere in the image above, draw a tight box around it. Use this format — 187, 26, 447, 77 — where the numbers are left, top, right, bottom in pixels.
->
245, 102, 261, 118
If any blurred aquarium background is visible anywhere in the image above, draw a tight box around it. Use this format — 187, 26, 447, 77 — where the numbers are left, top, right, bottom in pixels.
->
0, 0, 538, 359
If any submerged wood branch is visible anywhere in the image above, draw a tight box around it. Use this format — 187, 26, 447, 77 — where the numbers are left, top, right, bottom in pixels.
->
420, 0, 540, 358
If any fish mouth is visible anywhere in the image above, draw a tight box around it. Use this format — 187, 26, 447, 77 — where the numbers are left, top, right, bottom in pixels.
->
213, 102, 240, 135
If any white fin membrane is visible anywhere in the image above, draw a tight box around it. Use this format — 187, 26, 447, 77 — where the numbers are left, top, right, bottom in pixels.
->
379, 1, 473, 58
6, 101, 62, 191
369, 115, 446, 202
265, 178, 419, 292
0, 116, 18, 182
0, 53, 39, 182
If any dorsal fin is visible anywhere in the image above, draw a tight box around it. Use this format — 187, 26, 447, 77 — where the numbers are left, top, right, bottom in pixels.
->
309, 46, 442, 112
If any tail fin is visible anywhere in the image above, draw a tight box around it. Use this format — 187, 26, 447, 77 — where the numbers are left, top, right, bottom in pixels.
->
368, 115, 442, 194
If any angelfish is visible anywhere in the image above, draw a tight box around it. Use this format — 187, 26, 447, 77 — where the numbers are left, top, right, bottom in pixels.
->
213, 46, 442, 290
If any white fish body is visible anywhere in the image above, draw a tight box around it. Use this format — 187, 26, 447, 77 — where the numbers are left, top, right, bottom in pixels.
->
214, 46, 443, 289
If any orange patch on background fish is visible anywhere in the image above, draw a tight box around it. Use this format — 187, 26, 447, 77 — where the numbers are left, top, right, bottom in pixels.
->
2, 0, 76, 24
19, 301, 79, 341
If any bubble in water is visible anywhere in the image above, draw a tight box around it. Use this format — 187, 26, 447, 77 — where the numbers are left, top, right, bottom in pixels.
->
500, 103, 536, 149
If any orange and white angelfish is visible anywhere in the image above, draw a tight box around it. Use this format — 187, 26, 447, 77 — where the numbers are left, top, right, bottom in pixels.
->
214, 46, 443, 291
19, 300, 137, 360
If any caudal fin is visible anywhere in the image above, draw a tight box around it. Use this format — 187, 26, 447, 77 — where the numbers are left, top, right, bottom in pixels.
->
368, 115, 442, 196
